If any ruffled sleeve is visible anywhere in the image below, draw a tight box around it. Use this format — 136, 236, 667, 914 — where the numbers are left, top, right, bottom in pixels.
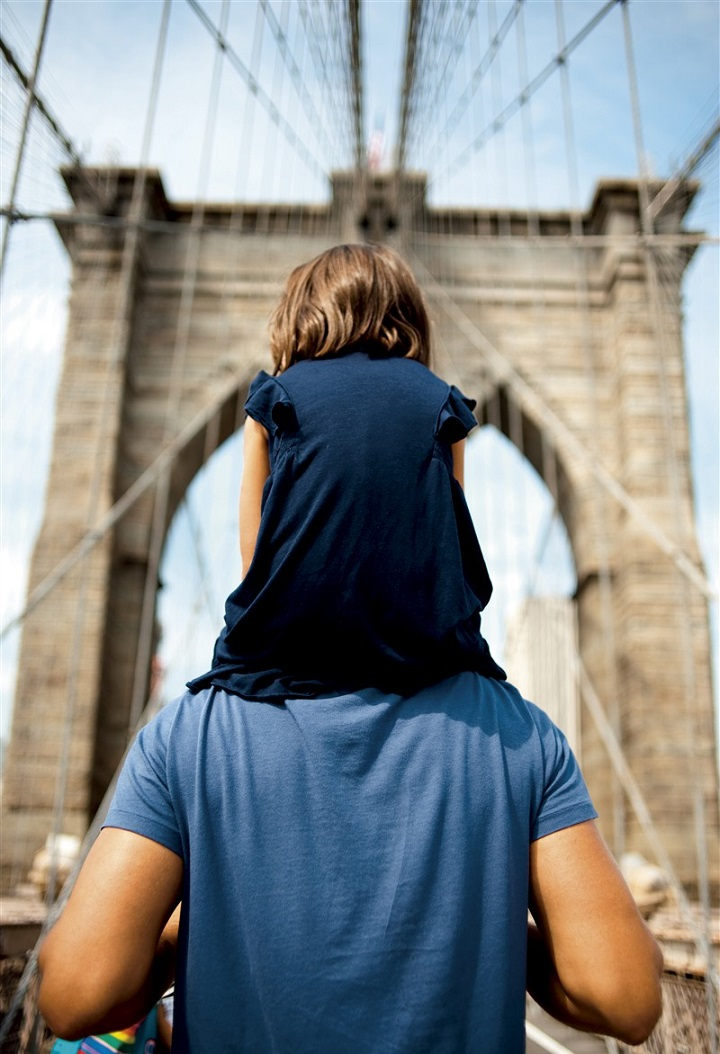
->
244, 371, 298, 436
434, 385, 477, 443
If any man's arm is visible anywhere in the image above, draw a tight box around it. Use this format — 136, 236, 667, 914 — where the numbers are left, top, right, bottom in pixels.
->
38, 828, 183, 1040
527, 819, 663, 1045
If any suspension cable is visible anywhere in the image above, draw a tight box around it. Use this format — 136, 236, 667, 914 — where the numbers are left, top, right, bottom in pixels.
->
184, 0, 329, 186
436, 0, 620, 188
621, 2, 718, 1040
410, 255, 716, 601
0, 0, 53, 281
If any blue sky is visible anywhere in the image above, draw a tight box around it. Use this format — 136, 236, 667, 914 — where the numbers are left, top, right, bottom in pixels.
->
1, 0, 717, 730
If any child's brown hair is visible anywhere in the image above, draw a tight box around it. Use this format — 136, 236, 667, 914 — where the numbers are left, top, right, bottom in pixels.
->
269, 243, 431, 373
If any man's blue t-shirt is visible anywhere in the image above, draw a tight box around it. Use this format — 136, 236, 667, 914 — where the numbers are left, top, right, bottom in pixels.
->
105, 673, 597, 1053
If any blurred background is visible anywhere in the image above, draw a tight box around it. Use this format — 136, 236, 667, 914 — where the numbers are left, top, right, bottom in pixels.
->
1, 0, 717, 720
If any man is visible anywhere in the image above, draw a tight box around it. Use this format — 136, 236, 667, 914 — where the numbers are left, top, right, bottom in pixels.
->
38, 673, 662, 1051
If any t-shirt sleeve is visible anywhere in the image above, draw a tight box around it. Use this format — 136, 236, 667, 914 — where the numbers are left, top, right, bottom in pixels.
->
530, 706, 598, 841
103, 705, 183, 858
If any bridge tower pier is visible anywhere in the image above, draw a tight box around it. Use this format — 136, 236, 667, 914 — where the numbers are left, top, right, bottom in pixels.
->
2, 169, 717, 899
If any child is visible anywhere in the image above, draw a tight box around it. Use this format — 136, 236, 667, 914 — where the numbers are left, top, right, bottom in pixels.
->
188, 243, 504, 701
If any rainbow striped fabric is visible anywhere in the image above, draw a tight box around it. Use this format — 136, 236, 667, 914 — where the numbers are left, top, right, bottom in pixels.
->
79, 1025, 143, 1052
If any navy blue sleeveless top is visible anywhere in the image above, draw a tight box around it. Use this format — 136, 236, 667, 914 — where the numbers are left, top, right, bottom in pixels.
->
188, 349, 505, 701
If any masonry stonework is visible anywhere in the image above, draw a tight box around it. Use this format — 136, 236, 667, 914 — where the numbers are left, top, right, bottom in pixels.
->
2, 168, 717, 897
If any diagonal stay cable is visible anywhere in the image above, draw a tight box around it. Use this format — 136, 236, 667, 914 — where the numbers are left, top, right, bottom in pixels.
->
0, 375, 247, 644
421, 0, 522, 171
185, 0, 328, 185
406, 0, 471, 167
348, 0, 364, 167
0, 0, 53, 279
0, 33, 85, 170
647, 116, 720, 222
258, 0, 336, 167
298, 0, 348, 166
410, 253, 716, 602
433, 0, 620, 188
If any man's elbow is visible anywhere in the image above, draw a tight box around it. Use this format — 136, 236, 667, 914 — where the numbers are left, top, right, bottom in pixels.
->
592, 939, 664, 1045
38, 942, 132, 1040
618, 945, 664, 1045
614, 990, 662, 1046
38, 974, 97, 1040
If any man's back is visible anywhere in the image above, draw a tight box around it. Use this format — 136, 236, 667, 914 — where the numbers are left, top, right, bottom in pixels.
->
104, 672, 596, 1052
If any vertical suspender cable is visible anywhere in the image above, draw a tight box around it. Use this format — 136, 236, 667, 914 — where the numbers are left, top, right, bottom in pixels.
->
0, 0, 53, 281
45, 0, 173, 909
554, 0, 625, 856
128, 0, 232, 733
620, 3, 717, 1043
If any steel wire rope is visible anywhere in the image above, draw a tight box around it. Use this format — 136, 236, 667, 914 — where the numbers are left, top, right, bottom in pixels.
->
503, 1, 568, 722
258, 0, 337, 173
553, 0, 625, 857
0, 374, 250, 645
427, 0, 621, 193
321, 0, 348, 168
180, 0, 291, 662
127, 0, 232, 736
326, 0, 358, 170
347, 0, 363, 169
648, 115, 720, 224
401, 0, 450, 170
422, 0, 477, 151
185, 0, 329, 189
487, 0, 512, 237
311, 0, 356, 174
405, 253, 719, 969
401, 0, 440, 171
296, 0, 351, 173
328, 0, 356, 167
396, 0, 423, 171
406, 255, 715, 599
0, 0, 340, 669
399, 0, 525, 267
487, 0, 534, 652
620, 2, 719, 1040
0, 34, 88, 175
2, 204, 713, 248
346, 0, 365, 168
306, 0, 350, 171
257, 0, 290, 232
577, 658, 720, 976
475, 1, 516, 654
1, 0, 165, 1008
419, 0, 524, 183
33, 0, 173, 915
0, 0, 52, 281
406, 0, 454, 171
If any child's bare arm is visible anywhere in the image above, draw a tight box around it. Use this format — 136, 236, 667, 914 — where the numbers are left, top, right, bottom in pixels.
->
452, 439, 466, 488
239, 417, 270, 575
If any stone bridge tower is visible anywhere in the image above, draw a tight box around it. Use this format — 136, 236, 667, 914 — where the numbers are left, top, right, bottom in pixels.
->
2, 167, 717, 897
